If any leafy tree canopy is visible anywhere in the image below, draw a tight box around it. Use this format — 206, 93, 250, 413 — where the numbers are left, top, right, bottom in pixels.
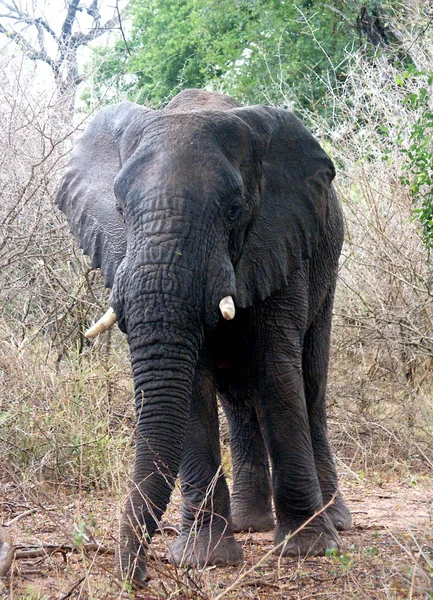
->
89, 0, 413, 111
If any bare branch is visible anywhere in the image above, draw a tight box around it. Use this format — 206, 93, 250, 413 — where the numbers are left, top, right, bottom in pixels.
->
34, 19, 45, 52
116, 0, 131, 55
0, 0, 129, 115
33, 15, 58, 42
71, 14, 122, 48
60, 0, 80, 44
0, 0, 54, 38
0, 21, 55, 69
14, 542, 114, 559
323, 4, 355, 26
87, 0, 98, 18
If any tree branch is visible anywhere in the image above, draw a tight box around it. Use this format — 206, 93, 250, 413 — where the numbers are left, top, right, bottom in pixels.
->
116, 0, 131, 55
33, 16, 58, 42
0, 22, 55, 68
323, 4, 355, 27
71, 14, 122, 48
14, 542, 114, 559
86, 0, 98, 18
35, 19, 46, 53
60, 0, 81, 44
0, 0, 54, 36
0, 0, 130, 112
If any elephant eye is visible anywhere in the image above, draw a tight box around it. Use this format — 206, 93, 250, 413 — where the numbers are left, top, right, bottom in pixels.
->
227, 203, 245, 223
116, 203, 125, 221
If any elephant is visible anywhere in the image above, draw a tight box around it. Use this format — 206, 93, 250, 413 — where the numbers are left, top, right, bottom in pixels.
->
55, 88, 351, 586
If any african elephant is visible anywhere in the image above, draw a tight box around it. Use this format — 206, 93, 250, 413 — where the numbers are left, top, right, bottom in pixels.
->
56, 89, 351, 586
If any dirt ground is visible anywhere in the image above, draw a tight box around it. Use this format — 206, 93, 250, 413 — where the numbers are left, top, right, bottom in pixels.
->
1, 476, 432, 600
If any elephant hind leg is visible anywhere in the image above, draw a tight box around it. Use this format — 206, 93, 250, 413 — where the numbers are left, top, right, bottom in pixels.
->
326, 493, 352, 531
170, 357, 243, 568
220, 390, 274, 533
303, 290, 351, 532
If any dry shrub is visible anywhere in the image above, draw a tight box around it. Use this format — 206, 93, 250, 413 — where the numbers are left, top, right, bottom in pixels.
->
0, 319, 133, 489
304, 52, 433, 475
0, 50, 116, 353
0, 51, 135, 490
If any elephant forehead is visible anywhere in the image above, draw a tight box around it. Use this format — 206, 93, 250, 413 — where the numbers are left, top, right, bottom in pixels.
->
117, 116, 249, 202
119, 147, 244, 207
141, 112, 253, 163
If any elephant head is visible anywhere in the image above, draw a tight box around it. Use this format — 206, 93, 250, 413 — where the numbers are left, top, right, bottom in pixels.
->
56, 89, 335, 584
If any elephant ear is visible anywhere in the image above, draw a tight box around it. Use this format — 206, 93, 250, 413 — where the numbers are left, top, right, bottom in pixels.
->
232, 106, 336, 308
55, 102, 153, 288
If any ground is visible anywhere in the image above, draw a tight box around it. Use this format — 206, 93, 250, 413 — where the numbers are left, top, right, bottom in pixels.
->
1, 476, 432, 599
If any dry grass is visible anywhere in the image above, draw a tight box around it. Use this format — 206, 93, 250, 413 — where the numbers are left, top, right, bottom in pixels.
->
0, 319, 134, 493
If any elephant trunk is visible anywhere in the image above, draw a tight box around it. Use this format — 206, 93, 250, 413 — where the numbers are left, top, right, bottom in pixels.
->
112, 200, 236, 582
118, 281, 203, 583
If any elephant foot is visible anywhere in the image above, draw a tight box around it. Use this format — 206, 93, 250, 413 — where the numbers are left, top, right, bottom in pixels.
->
169, 525, 243, 567
325, 492, 352, 531
274, 513, 339, 558
116, 544, 149, 589
231, 504, 274, 533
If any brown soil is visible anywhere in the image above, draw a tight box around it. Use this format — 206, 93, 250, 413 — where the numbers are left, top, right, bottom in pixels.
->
1, 478, 432, 599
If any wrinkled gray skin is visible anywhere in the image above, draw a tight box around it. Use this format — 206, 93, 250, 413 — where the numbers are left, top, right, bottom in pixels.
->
56, 89, 350, 586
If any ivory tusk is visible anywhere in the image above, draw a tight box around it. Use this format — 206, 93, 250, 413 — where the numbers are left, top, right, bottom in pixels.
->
84, 307, 118, 338
219, 296, 235, 320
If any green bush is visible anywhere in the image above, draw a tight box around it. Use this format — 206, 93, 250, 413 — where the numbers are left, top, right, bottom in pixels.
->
398, 68, 433, 253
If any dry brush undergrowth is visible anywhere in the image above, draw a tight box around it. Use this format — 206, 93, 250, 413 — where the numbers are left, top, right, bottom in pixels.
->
0, 51, 134, 488
1, 47, 433, 597
312, 54, 433, 480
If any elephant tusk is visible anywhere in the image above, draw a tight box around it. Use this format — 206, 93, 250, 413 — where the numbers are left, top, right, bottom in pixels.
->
219, 296, 236, 320
84, 307, 118, 338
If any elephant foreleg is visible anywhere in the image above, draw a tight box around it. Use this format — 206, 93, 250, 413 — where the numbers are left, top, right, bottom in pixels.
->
303, 291, 352, 531
220, 390, 274, 532
255, 307, 339, 557
169, 356, 243, 567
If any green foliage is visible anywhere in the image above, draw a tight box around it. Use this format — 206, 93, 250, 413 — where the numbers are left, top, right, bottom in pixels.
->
90, 0, 398, 111
398, 68, 433, 253
73, 521, 88, 548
